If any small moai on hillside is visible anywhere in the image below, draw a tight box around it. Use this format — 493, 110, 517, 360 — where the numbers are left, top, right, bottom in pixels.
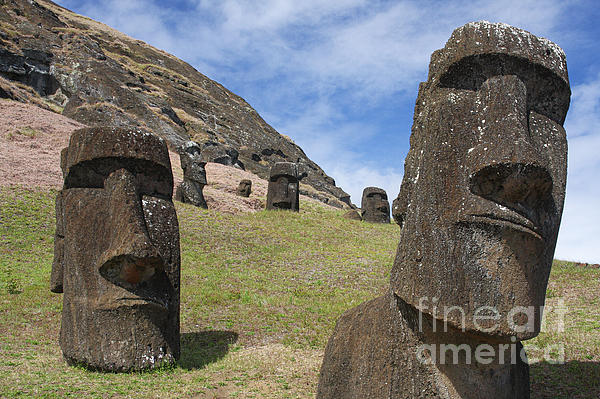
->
175, 141, 207, 208
236, 179, 252, 197
318, 21, 570, 399
266, 162, 300, 211
361, 187, 390, 223
51, 127, 181, 372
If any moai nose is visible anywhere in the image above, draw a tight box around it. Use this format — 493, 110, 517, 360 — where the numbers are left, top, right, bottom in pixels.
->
97, 168, 164, 287
468, 75, 553, 209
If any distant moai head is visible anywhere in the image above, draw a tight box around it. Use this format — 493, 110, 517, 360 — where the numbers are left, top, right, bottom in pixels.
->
361, 187, 390, 223
266, 162, 300, 211
175, 141, 207, 208
51, 127, 180, 371
390, 22, 570, 340
180, 141, 207, 184
236, 179, 252, 197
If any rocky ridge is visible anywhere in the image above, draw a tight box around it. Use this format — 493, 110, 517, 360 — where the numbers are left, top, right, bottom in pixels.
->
0, 0, 351, 208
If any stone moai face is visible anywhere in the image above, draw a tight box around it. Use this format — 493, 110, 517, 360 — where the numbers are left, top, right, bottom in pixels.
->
266, 162, 299, 211
51, 127, 181, 371
390, 22, 570, 341
361, 187, 390, 223
176, 141, 207, 208
236, 179, 252, 197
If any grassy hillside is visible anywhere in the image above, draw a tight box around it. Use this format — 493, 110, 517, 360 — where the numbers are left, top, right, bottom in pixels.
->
0, 187, 598, 398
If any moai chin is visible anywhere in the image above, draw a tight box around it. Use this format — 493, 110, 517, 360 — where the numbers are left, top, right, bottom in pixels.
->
51, 127, 181, 372
318, 22, 570, 398
361, 187, 390, 223
266, 162, 300, 211
236, 179, 252, 197
175, 141, 207, 208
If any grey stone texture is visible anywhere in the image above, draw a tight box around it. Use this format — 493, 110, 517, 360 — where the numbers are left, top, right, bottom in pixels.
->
51, 126, 181, 371
318, 21, 570, 398
361, 187, 390, 223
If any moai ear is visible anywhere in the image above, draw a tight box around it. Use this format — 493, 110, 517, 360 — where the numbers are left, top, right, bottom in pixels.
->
50, 191, 65, 293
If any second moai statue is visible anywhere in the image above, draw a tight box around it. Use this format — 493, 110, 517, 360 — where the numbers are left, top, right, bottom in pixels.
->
236, 179, 252, 197
175, 141, 207, 208
361, 187, 390, 223
318, 21, 570, 399
51, 127, 181, 372
266, 162, 300, 211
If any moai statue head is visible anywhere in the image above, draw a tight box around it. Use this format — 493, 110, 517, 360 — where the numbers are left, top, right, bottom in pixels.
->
361, 187, 390, 223
175, 141, 207, 208
51, 127, 181, 371
236, 179, 252, 197
266, 162, 300, 211
390, 22, 570, 341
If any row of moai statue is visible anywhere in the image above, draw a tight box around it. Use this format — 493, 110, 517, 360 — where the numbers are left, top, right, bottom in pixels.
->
317, 22, 570, 398
50, 22, 570, 398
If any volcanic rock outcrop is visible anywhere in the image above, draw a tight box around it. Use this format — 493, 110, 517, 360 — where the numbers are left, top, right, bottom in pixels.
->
318, 21, 570, 398
51, 126, 181, 371
0, 0, 350, 208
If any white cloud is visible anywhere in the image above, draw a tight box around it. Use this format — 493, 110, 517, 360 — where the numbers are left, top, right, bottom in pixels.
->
56, 0, 598, 262
555, 75, 600, 263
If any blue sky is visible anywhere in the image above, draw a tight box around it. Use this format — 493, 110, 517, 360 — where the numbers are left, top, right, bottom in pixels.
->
55, 0, 600, 263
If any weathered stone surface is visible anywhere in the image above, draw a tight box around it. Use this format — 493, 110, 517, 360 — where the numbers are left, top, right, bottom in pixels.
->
342, 209, 362, 221
317, 291, 530, 399
51, 126, 180, 372
236, 179, 252, 197
174, 141, 207, 208
0, 0, 351, 207
361, 187, 390, 223
318, 21, 570, 398
266, 162, 300, 211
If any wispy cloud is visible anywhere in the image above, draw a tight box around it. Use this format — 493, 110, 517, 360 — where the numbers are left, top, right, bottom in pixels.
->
56, 0, 598, 261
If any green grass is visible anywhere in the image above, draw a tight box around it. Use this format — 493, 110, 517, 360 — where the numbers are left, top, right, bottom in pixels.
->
0, 186, 598, 398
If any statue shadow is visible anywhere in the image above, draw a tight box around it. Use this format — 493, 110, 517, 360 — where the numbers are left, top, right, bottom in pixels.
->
529, 360, 600, 398
178, 330, 239, 370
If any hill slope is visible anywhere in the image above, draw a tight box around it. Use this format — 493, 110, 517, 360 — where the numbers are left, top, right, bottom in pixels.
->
0, 0, 351, 207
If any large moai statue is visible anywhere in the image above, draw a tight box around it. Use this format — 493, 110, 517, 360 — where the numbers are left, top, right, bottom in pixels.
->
318, 22, 570, 399
266, 162, 300, 211
51, 127, 181, 371
361, 187, 390, 223
175, 141, 207, 208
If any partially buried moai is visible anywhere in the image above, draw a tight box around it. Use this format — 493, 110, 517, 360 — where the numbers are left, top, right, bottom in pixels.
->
361, 187, 390, 223
51, 127, 181, 371
175, 141, 207, 208
266, 162, 300, 211
318, 22, 570, 398
236, 179, 252, 197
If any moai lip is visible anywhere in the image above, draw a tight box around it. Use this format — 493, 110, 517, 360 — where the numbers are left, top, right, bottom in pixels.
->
318, 21, 570, 398
51, 126, 181, 372
361, 187, 390, 223
266, 162, 300, 211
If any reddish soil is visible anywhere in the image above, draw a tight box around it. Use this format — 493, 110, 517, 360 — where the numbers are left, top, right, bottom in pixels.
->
1, 100, 327, 213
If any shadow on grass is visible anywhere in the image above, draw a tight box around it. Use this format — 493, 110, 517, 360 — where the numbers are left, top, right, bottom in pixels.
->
530, 360, 600, 399
178, 330, 239, 370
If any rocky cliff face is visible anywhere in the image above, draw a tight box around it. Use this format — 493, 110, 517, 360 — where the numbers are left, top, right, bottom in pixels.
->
0, 0, 351, 207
